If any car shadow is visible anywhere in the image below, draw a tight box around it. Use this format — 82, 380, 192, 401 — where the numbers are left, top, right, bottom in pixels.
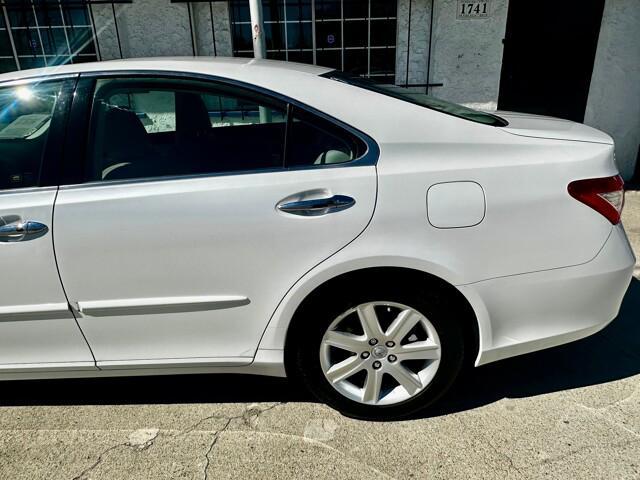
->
428, 276, 640, 417
1, 278, 638, 414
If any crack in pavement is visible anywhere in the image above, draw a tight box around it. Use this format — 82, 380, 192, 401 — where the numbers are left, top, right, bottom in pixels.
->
69, 403, 284, 480
177, 402, 284, 438
196, 403, 285, 480
203, 418, 233, 480
71, 442, 126, 480
70, 429, 160, 480
195, 403, 395, 480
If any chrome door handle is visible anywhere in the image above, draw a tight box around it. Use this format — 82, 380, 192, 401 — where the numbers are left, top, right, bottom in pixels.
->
277, 195, 356, 216
0, 221, 49, 242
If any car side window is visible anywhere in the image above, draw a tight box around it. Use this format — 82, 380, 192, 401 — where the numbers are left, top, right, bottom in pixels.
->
0, 81, 63, 190
86, 78, 287, 182
285, 106, 366, 168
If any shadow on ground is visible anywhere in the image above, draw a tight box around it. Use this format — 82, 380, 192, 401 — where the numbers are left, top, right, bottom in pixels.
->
1, 279, 639, 415
432, 276, 640, 416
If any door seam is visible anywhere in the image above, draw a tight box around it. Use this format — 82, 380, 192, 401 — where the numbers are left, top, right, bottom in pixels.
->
52, 186, 100, 369
254, 164, 380, 355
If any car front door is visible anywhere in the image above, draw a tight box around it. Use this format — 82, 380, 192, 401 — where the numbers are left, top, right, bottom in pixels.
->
52, 73, 377, 368
0, 77, 95, 373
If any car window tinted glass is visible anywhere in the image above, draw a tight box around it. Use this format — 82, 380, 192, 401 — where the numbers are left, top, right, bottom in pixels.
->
322, 71, 508, 127
286, 106, 365, 167
0, 81, 62, 190
87, 78, 287, 182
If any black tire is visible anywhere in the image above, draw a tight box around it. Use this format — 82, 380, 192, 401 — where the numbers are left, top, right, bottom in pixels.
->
288, 281, 466, 421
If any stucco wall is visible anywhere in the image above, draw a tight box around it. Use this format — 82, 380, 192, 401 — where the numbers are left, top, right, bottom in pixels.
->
396, 0, 508, 109
92, 0, 232, 61
395, 0, 432, 87
191, 1, 233, 57
90, 3, 123, 61
584, 0, 640, 180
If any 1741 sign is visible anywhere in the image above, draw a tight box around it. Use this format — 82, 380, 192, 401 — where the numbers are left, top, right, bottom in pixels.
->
457, 1, 490, 18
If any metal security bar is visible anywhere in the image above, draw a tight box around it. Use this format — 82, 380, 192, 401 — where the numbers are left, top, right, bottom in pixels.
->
170, 0, 228, 57
0, 0, 131, 73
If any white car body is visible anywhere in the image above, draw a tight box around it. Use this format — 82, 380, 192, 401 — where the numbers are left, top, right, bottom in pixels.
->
0, 57, 634, 383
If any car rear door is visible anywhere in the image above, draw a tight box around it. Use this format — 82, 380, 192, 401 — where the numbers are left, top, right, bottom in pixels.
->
0, 77, 95, 373
52, 73, 377, 368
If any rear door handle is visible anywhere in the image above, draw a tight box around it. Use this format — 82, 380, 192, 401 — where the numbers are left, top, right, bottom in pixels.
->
277, 195, 356, 217
0, 221, 49, 242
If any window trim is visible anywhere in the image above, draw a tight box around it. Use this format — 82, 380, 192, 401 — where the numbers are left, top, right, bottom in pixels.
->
0, 74, 77, 192
60, 69, 379, 189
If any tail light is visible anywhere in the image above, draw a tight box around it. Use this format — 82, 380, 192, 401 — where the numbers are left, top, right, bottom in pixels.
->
568, 175, 625, 225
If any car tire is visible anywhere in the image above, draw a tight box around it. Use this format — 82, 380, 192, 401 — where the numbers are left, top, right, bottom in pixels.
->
289, 281, 466, 420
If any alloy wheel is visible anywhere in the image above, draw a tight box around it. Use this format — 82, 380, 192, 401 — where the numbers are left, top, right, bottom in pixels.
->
319, 301, 442, 406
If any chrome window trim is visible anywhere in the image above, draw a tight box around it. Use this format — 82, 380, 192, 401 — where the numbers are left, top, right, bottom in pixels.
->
62, 69, 379, 189
59, 167, 295, 191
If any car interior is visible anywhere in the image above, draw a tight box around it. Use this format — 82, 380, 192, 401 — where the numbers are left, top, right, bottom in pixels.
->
0, 98, 53, 190
90, 84, 359, 182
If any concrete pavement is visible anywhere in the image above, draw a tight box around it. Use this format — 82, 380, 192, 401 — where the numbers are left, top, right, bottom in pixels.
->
1, 194, 639, 480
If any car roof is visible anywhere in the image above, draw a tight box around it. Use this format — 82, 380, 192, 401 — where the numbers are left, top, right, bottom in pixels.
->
0, 56, 333, 84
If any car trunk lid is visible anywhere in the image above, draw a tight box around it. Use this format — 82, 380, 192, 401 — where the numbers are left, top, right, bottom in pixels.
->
496, 111, 613, 145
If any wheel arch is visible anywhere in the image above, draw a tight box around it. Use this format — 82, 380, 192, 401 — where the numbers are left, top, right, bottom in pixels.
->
257, 262, 485, 373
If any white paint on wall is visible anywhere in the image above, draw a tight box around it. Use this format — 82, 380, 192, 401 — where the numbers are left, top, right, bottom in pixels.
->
395, 0, 432, 86
395, 0, 508, 107
192, 1, 233, 57
584, 0, 640, 180
118, 0, 194, 58
429, 0, 508, 105
93, 0, 233, 62
90, 3, 124, 61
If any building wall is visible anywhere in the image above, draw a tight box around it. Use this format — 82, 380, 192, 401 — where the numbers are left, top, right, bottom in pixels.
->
395, 0, 432, 87
92, 0, 232, 61
93, 0, 507, 111
396, 0, 508, 110
584, 0, 640, 180
191, 1, 233, 57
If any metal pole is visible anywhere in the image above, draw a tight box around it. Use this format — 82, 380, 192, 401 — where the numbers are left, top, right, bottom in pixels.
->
2, 6, 20, 70
248, 0, 270, 124
208, 1, 217, 56
187, 2, 197, 56
426, 0, 435, 94
248, 0, 266, 59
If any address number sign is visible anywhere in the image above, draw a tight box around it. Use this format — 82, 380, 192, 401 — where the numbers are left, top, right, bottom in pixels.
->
457, 1, 490, 19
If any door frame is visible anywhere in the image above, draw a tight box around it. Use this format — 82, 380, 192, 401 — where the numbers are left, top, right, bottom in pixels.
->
60, 69, 380, 188
0, 73, 97, 373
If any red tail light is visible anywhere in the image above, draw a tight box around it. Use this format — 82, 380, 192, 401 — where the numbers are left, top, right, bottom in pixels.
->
568, 175, 625, 224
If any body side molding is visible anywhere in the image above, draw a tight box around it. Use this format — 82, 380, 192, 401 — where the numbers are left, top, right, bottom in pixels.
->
76, 295, 250, 317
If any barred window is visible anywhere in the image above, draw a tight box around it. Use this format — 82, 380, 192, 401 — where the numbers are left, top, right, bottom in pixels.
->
0, 0, 99, 74
230, 0, 397, 83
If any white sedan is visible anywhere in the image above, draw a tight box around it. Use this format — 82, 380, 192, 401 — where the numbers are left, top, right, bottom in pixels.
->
0, 58, 634, 420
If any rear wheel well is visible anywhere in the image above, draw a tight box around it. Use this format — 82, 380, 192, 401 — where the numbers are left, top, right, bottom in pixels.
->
284, 267, 479, 376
